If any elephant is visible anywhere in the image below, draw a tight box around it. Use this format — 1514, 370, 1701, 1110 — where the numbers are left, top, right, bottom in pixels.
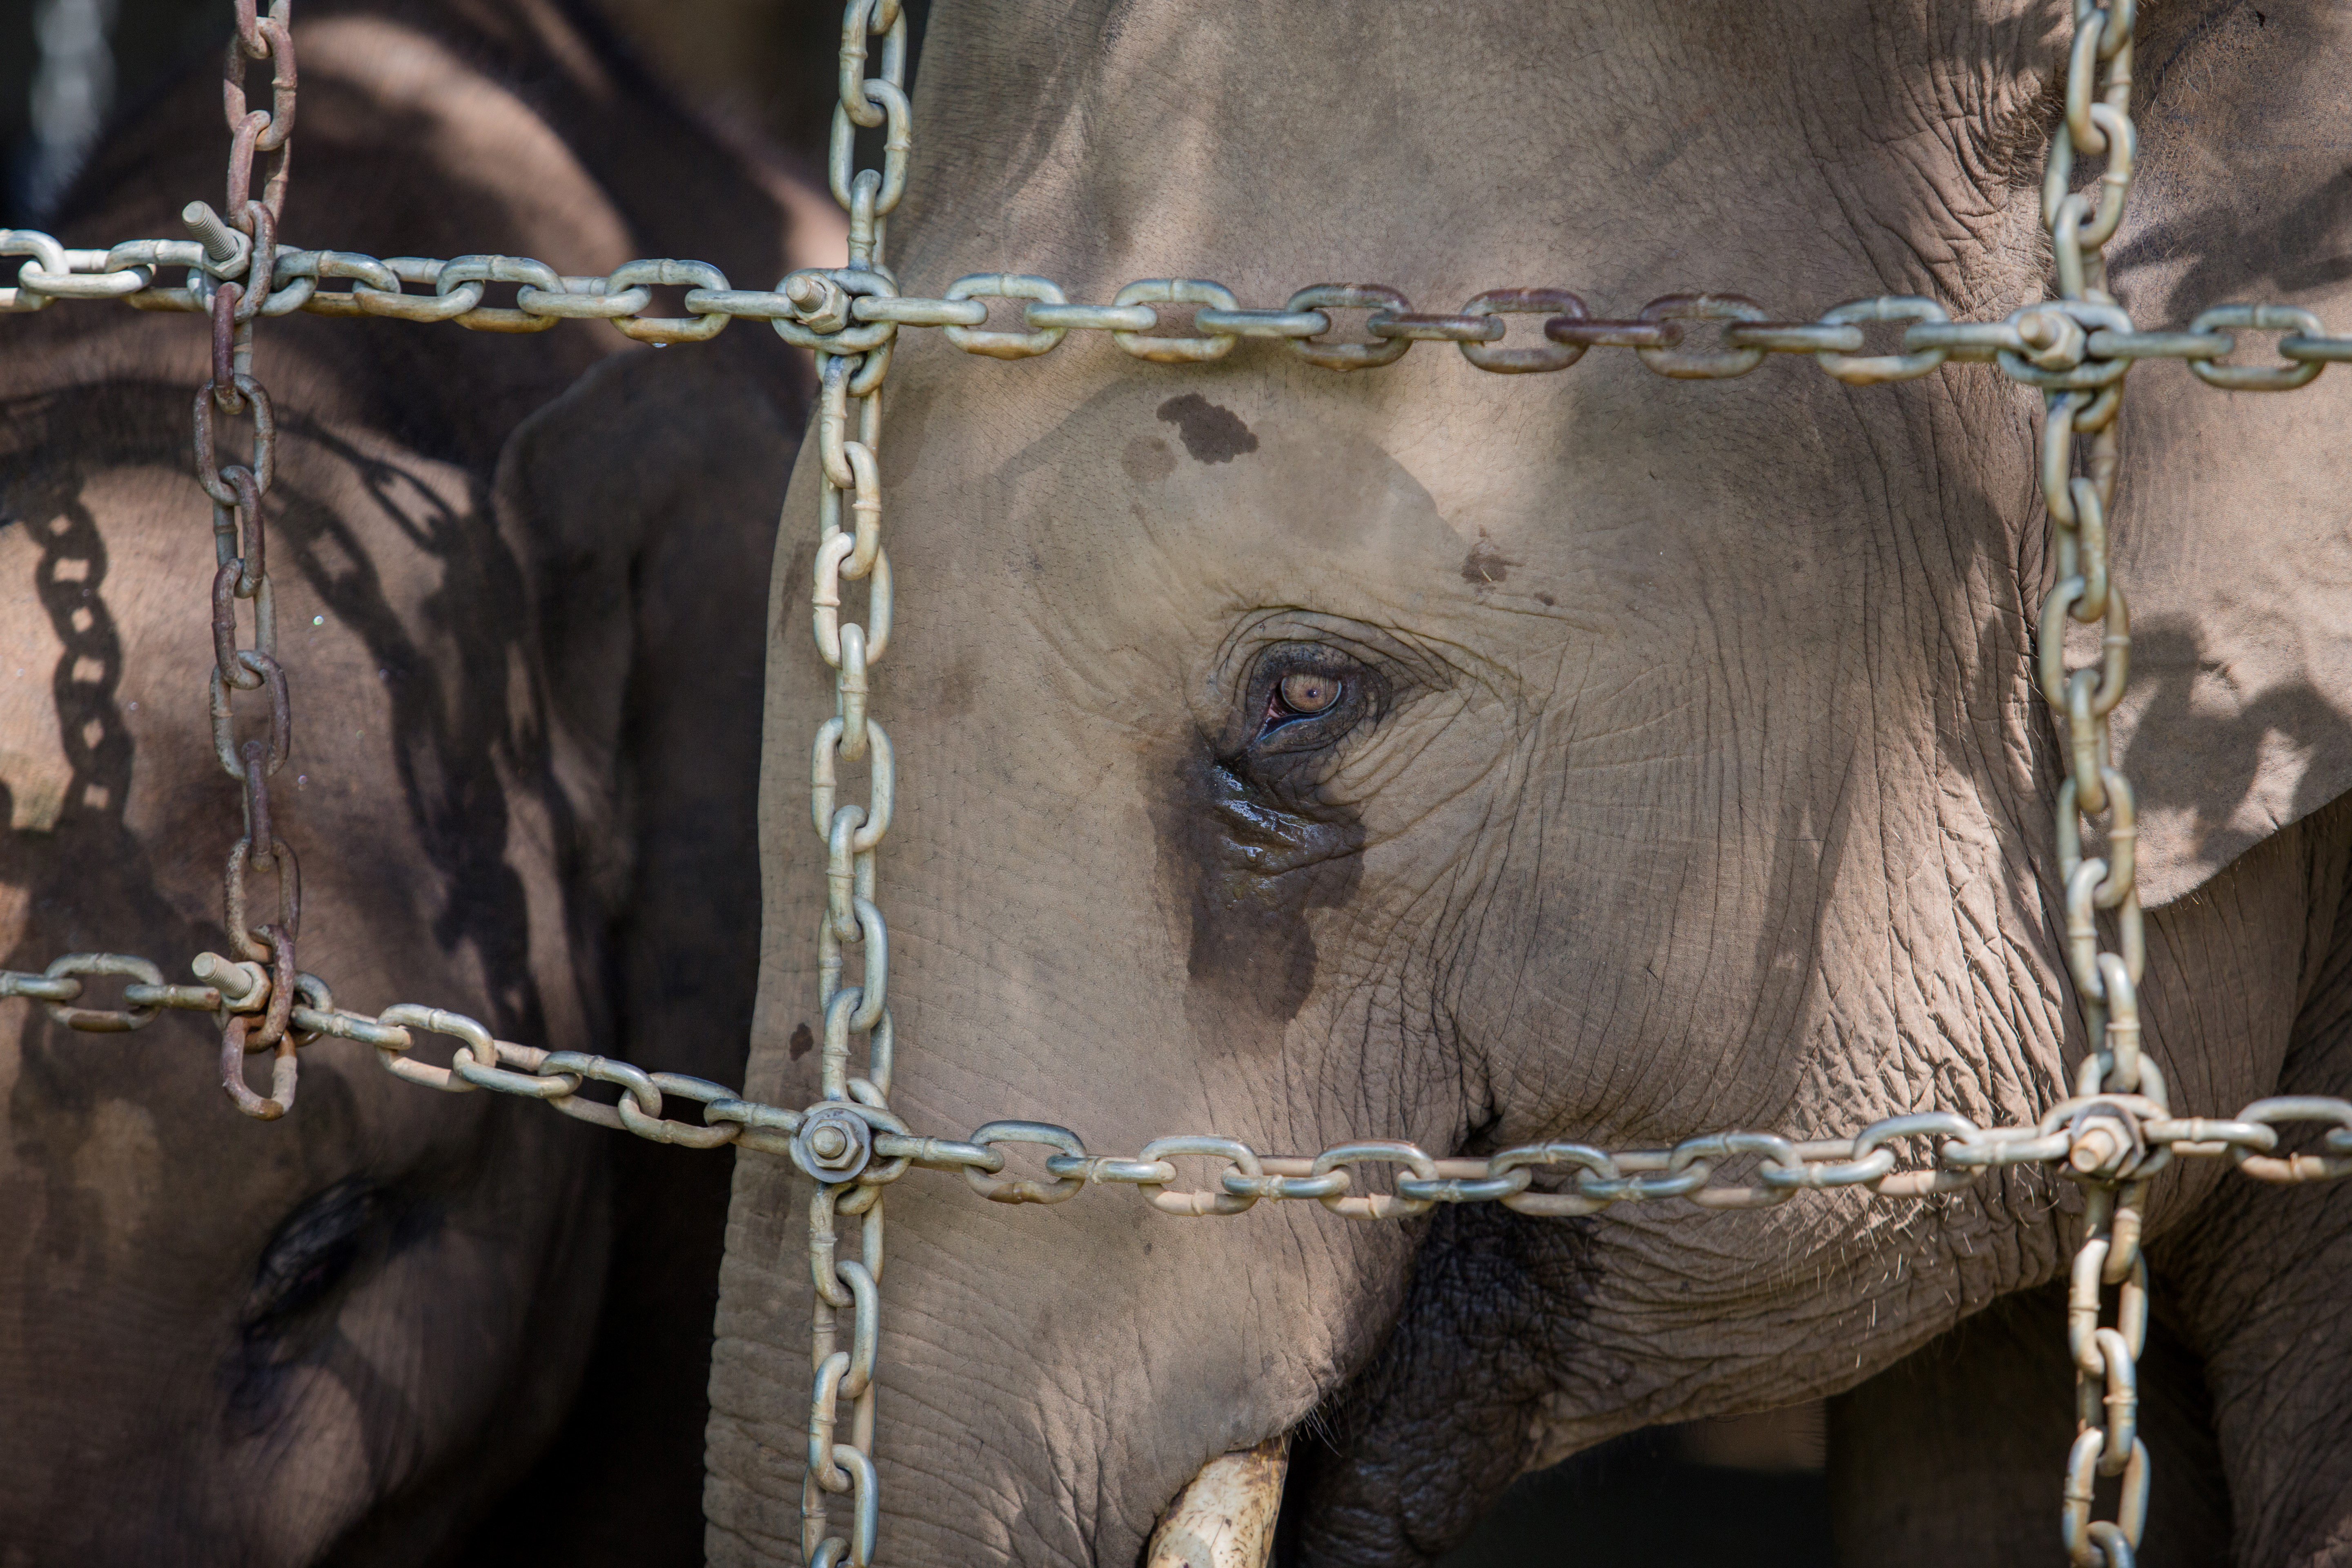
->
637, 0, 2352, 1564
0, 0, 825, 1559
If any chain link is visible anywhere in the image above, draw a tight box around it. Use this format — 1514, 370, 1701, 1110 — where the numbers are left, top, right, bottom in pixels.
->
184, 1, 308, 1118
6, 243, 2350, 390
12, 947, 2345, 1207
795, 6, 906, 1561
8, 0, 2352, 1561
2038, 4, 2154, 1558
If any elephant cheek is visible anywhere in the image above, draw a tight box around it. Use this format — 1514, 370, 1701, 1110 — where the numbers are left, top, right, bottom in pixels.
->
1153, 750, 1365, 1051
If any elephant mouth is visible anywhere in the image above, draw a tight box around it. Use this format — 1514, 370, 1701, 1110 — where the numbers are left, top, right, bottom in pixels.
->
1143, 1200, 1603, 1566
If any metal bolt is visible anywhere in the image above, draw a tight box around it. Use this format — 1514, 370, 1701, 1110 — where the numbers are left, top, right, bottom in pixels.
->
791, 1106, 874, 1184
2016, 306, 2087, 371
2070, 1122, 2127, 1176
192, 950, 245, 996
782, 270, 851, 333
192, 951, 270, 1007
181, 202, 244, 269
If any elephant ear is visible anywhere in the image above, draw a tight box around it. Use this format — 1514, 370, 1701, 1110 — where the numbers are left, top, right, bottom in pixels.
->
2100, 0, 2352, 908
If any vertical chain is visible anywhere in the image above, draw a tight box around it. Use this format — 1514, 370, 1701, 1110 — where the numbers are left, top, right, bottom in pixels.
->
2063, 1182, 2152, 1566
802, 2, 908, 1563
2036, 2, 2150, 1563
191, 0, 303, 1118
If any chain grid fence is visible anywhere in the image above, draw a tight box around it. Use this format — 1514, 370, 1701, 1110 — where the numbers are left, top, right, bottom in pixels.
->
3, 1, 2351, 1564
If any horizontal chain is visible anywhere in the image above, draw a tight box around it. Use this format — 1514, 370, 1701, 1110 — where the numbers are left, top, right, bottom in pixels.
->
11, 954, 2347, 1197
4, 233, 2349, 388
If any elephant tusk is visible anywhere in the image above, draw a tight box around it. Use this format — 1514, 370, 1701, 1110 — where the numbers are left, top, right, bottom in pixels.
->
1145, 1435, 1289, 1568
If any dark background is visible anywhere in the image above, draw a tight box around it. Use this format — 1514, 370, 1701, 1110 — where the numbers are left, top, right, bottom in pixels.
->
0, 0, 854, 226
0, 0, 1835, 1560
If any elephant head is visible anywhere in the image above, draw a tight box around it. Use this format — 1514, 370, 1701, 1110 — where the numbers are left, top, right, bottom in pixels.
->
668, 0, 2352, 1562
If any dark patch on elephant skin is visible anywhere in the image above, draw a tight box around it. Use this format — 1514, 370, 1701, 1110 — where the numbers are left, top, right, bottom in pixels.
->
1122, 434, 1178, 483
1275, 1202, 1601, 1566
776, 538, 816, 646
1158, 749, 1365, 1031
1157, 394, 1261, 464
1460, 534, 1517, 588
789, 1022, 815, 1060
922, 655, 980, 721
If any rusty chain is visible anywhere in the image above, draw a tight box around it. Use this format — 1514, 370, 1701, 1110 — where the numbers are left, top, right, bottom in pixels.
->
190, 0, 309, 1122
6, 0, 2352, 1564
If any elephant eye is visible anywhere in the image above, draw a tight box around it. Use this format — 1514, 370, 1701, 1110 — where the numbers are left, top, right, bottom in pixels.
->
1276, 671, 1342, 716
241, 1176, 384, 1337
1245, 645, 1382, 756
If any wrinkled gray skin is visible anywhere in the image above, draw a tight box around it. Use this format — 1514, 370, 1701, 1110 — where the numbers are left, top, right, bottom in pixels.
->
690, 0, 2352, 1564
0, 2, 819, 1559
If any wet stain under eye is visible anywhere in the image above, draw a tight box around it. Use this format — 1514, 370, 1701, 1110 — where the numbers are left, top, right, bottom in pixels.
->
1156, 393, 1261, 464
1153, 746, 1364, 1040
789, 1023, 814, 1060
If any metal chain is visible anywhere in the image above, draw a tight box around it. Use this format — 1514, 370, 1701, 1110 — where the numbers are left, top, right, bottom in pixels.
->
2040, 4, 2154, 1561
184, 0, 307, 1119
9, 941, 2346, 1212
5, 941, 2352, 1568
9, 230, 2352, 384
796, 4, 907, 1562
7, 2, 2352, 1564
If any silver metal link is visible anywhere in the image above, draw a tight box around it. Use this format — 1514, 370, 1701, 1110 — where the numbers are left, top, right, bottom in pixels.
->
2036, 7, 2153, 1558
14, 951, 2346, 1209
790, 9, 909, 1557
4, 220, 2336, 394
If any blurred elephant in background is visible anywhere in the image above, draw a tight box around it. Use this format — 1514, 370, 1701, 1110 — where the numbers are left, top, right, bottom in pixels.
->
0, 0, 826, 1559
